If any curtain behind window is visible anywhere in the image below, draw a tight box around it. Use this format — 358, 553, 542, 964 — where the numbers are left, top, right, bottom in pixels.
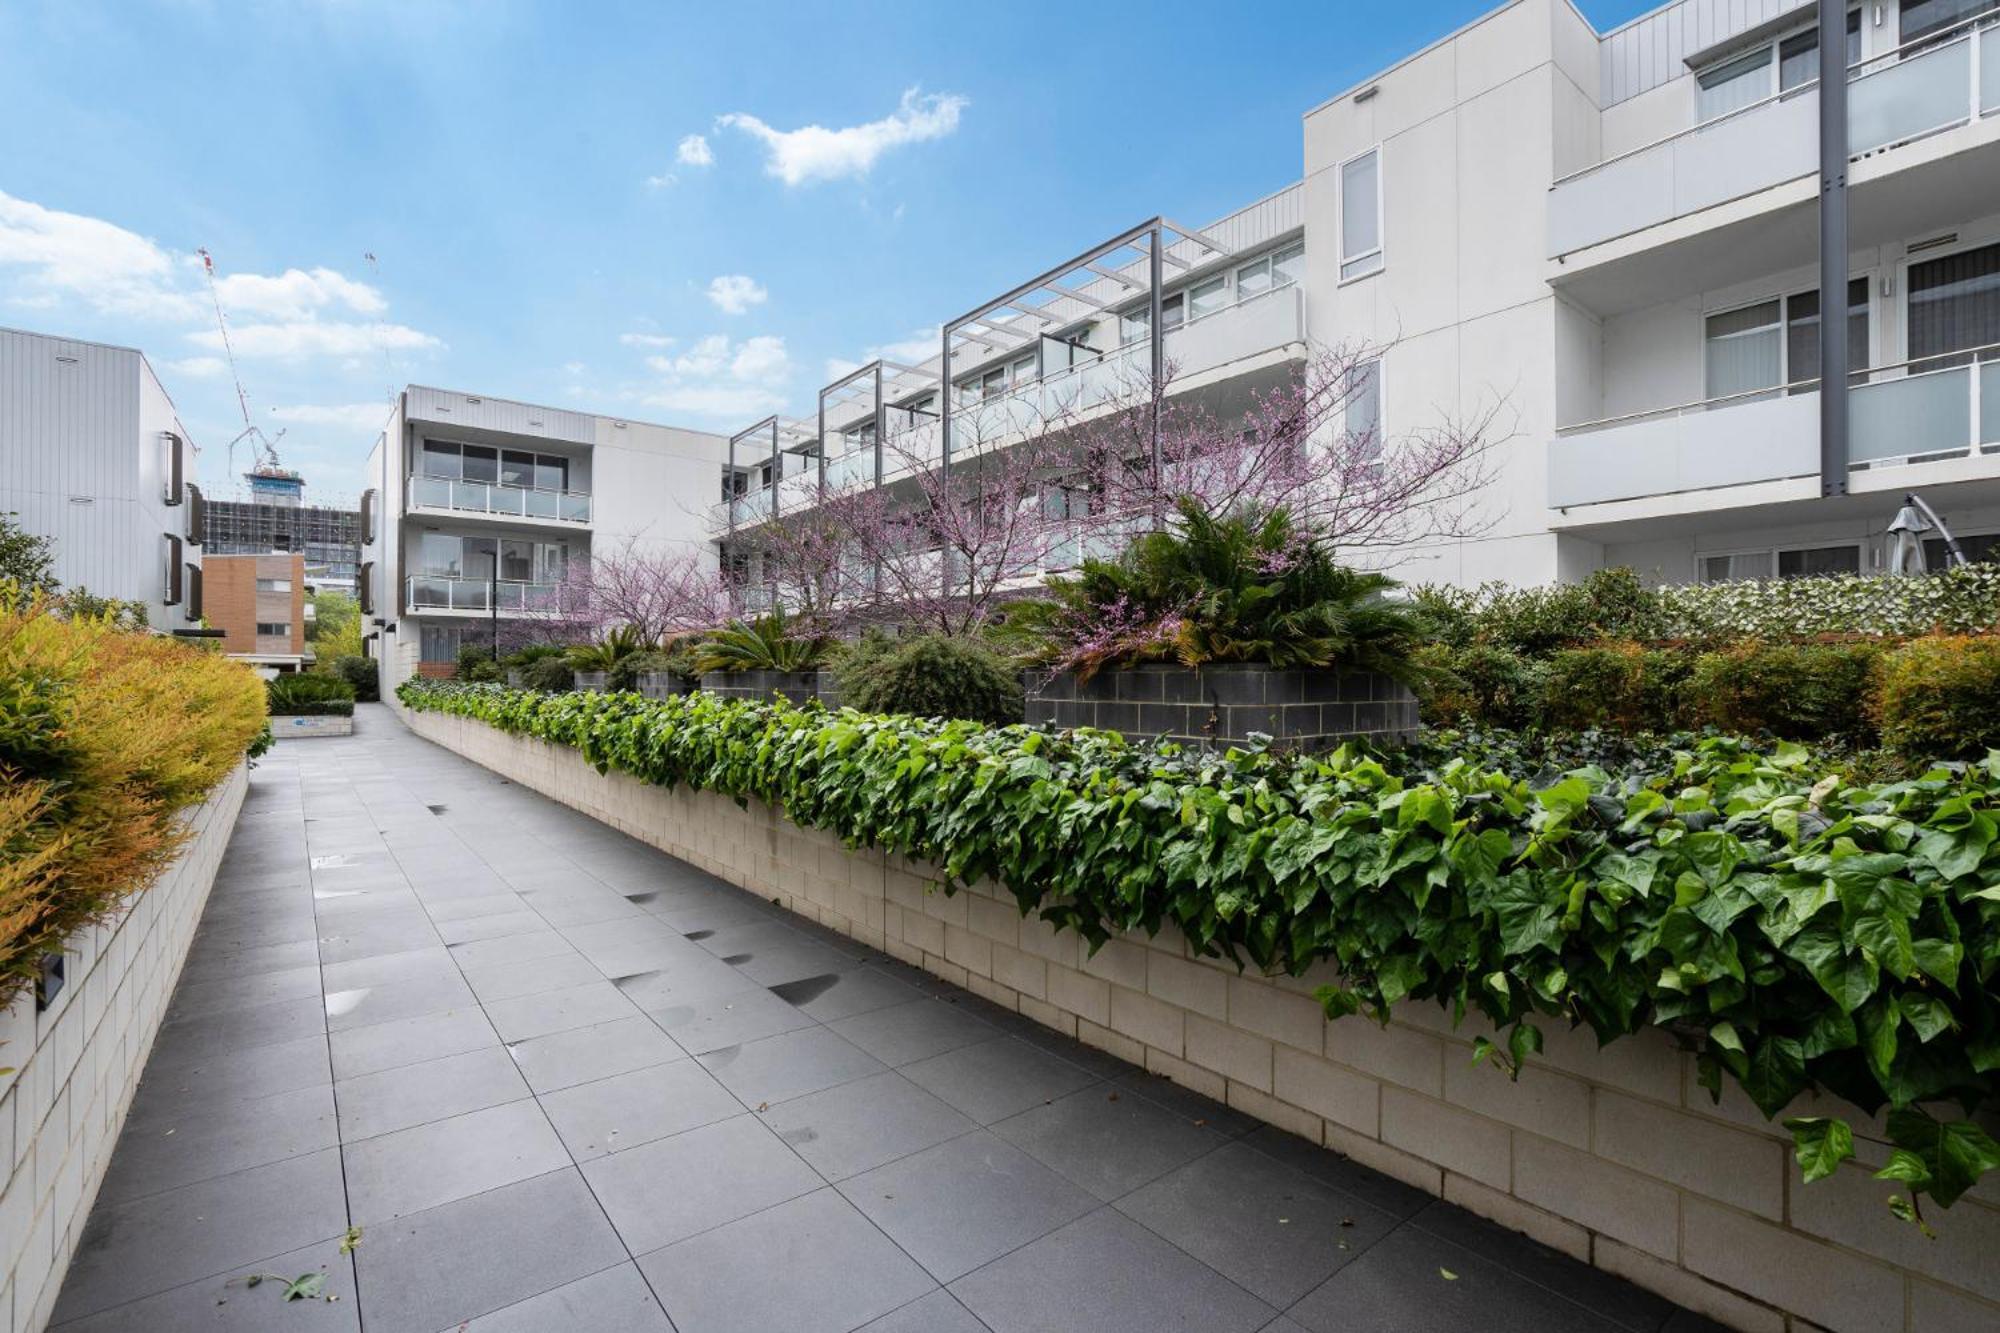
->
1706, 300, 1783, 397
1908, 242, 2000, 368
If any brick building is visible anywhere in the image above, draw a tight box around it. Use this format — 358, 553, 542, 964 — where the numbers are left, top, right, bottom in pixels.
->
202, 552, 307, 672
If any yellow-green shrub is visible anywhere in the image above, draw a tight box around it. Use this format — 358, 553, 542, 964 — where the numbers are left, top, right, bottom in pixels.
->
1538, 641, 1686, 732
1685, 641, 1881, 743
0, 595, 267, 1002
1875, 634, 2000, 759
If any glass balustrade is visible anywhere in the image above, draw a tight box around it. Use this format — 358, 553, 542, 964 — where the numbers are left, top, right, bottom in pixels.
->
405, 575, 563, 612
408, 474, 591, 522
1852, 367, 1974, 463
1986, 24, 2000, 115
1850, 34, 1974, 155
1982, 361, 2000, 447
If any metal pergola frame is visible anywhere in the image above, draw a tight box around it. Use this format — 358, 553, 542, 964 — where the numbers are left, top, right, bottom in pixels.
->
725, 415, 817, 536
816, 359, 938, 495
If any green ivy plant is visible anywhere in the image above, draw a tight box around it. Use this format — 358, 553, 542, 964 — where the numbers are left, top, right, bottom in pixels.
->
399, 678, 2000, 1225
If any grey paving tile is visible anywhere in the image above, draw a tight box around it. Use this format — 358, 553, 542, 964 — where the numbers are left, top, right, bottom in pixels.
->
319, 944, 458, 990
323, 969, 476, 1031
857, 1289, 993, 1333
611, 954, 765, 1007
644, 984, 816, 1055
827, 997, 1000, 1068
317, 911, 442, 964
839, 1131, 1097, 1283
580, 1113, 820, 1254
692, 919, 813, 958
355, 1168, 627, 1332
128, 1033, 331, 1116
531, 889, 648, 927
312, 885, 424, 917
507, 1014, 686, 1094
769, 964, 921, 1021
334, 1045, 531, 1141
1115, 1141, 1396, 1309
98, 1083, 338, 1205
51, 1149, 349, 1323
1240, 1125, 1434, 1220
992, 1082, 1227, 1201
1287, 1224, 1630, 1333
461, 951, 604, 1003
764, 1070, 977, 1181
540, 1059, 742, 1160
447, 929, 579, 968
1408, 1201, 1675, 1332
731, 940, 863, 986
49, 1236, 359, 1332
436, 909, 549, 944
421, 891, 532, 922
451, 1262, 672, 1333
1113, 1067, 1262, 1138
951, 1207, 1273, 1333
483, 979, 639, 1041
638, 1188, 936, 1333
343, 1099, 570, 1223
330, 1005, 499, 1081
697, 1025, 887, 1107
901, 1036, 1100, 1125
179, 936, 321, 983
148, 992, 326, 1064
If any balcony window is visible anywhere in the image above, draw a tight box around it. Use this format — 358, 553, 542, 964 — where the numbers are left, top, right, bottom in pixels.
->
1348, 358, 1383, 458
1188, 276, 1227, 321
256, 578, 292, 592
1339, 149, 1383, 281
1784, 278, 1871, 391
1119, 292, 1186, 346
1699, 551, 1774, 583
1697, 47, 1775, 122
460, 446, 499, 485
1704, 299, 1783, 398
1010, 353, 1038, 386
1901, 0, 1999, 46
535, 456, 569, 491
1908, 240, 2000, 369
1777, 11, 1861, 92
1273, 242, 1305, 289
420, 626, 460, 664
500, 450, 536, 489
1924, 532, 2000, 567
421, 441, 461, 479
1237, 255, 1273, 299
256, 621, 290, 637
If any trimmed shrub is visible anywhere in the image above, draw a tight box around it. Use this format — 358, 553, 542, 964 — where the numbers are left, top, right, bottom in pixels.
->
2, 594, 266, 1004
1537, 642, 1684, 732
835, 634, 1023, 725
1411, 642, 1545, 730
267, 673, 355, 716
1685, 641, 1879, 744
328, 654, 379, 702
400, 676, 2000, 1219
520, 654, 577, 692
1875, 635, 2000, 759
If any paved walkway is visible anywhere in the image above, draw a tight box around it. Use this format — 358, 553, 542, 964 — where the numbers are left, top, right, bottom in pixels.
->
52, 704, 1725, 1332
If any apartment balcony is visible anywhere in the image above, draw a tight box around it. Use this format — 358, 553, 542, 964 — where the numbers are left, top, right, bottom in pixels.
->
403, 574, 567, 615
407, 473, 592, 525
1550, 18, 2000, 311
1549, 350, 2000, 518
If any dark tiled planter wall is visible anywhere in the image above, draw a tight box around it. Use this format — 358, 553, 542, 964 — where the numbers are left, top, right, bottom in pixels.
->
635, 670, 697, 701
698, 669, 842, 708
572, 671, 609, 693
1024, 664, 1416, 749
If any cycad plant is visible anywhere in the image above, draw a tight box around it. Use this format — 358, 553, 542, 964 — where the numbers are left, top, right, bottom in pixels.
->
1004, 501, 1425, 680
689, 609, 829, 674
565, 624, 646, 673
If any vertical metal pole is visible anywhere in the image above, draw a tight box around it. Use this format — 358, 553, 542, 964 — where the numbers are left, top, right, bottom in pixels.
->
873, 365, 885, 487
769, 419, 781, 522
817, 392, 827, 500
490, 564, 499, 662
1149, 224, 1165, 526
726, 432, 737, 539
939, 328, 954, 600
1818, 0, 1849, 497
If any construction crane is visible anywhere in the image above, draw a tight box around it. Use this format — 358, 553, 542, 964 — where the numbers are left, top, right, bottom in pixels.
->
195, 247, 290, 489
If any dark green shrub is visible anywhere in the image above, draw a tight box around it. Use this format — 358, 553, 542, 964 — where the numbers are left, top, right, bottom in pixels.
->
1875, 635, 2000, 758
835, 634, 1023, 725
267, 673, 355, 716
1419, 568, 1664, 656
501, 643, 568, 669
455, 644, 504, 683
611, 648, 693, 693
1537, 641, 1685, 732
328, 654, 379, 702
520, 655, 576, 692
1685, 641, 1879, 743
567, 625, 647, 674
692, 610, 829, 673
1411, 642, 1544, 730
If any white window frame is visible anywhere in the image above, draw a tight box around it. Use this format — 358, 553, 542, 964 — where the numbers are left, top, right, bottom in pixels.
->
1336, 146, 1385, 285
1701, 273, 1876, 399
256, 577, 293, 593
1347, 356, 1385, 460
1892, 227, 2000, 368
1695, 548, 1776, 584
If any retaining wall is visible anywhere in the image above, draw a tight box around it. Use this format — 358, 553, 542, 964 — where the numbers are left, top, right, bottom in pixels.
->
1024, 665, 1418, 749
403, 709, 1999, 1333
0, 761, 247, 1332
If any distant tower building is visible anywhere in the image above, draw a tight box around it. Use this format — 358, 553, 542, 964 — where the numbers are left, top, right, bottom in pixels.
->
206, 467, 363, 593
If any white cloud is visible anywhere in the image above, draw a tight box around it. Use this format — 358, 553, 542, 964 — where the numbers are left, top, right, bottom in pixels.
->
644, 172, 678, 190
638, 332, 791, 422
705, 274, 767, 316
718, 88, 967, 187
193, 320, 441, 359
212, 267, 386, 321
619, 331, 676, 349
0, 189, 196, 320
825, 325, 941, 381
267, 402, 394, 432
161, 355, 229, 379
676, 134, 714, 168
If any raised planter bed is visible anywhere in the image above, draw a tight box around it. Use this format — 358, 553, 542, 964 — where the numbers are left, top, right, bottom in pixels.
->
572, 670, 609, 693
270, 712, 354, 738
1024, 663, 1416, 749
699, 668, 841, 708
636, 669, 696, 701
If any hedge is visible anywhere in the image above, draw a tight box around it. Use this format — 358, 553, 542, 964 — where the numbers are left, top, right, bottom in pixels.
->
268, 673, 356, 717
2, 595, 267, 1005
1876, 636, 2000, 761
398, 678, 2000, 1221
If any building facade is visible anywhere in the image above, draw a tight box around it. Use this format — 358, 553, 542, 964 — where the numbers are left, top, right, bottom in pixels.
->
716, 0, 2000, 590
205, 491, 364, 595
361, 385, 728, 693
202, 551, 307, 672
0, 326, 206, 626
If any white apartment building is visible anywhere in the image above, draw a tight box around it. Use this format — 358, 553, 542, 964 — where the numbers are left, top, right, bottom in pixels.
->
0, 326, 207, 627
716, 0, 2000, 590
360, 385, 728, 693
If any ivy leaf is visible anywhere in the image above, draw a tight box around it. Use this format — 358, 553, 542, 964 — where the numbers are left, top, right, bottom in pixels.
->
281, 1272, 327, 1302
1739, 1036, 1806, 1118
1885, 1109, 2000, 1208
1848, 912, 1914, 982
1784, 1116, 1855, 1183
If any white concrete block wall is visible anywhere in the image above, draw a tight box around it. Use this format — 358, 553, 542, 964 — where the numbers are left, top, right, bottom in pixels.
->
407, 710, 2000, 1333
0, 762, 246, 1333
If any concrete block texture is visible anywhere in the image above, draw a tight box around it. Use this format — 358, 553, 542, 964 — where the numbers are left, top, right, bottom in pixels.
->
406, 707, 1981, 1333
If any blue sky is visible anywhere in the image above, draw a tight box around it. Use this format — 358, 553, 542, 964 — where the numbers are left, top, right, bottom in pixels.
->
0, 0, 1655, 505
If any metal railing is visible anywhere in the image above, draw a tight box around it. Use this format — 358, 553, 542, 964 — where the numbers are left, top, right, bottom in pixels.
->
404, 574, 565, 613
408, 473, 592, 523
